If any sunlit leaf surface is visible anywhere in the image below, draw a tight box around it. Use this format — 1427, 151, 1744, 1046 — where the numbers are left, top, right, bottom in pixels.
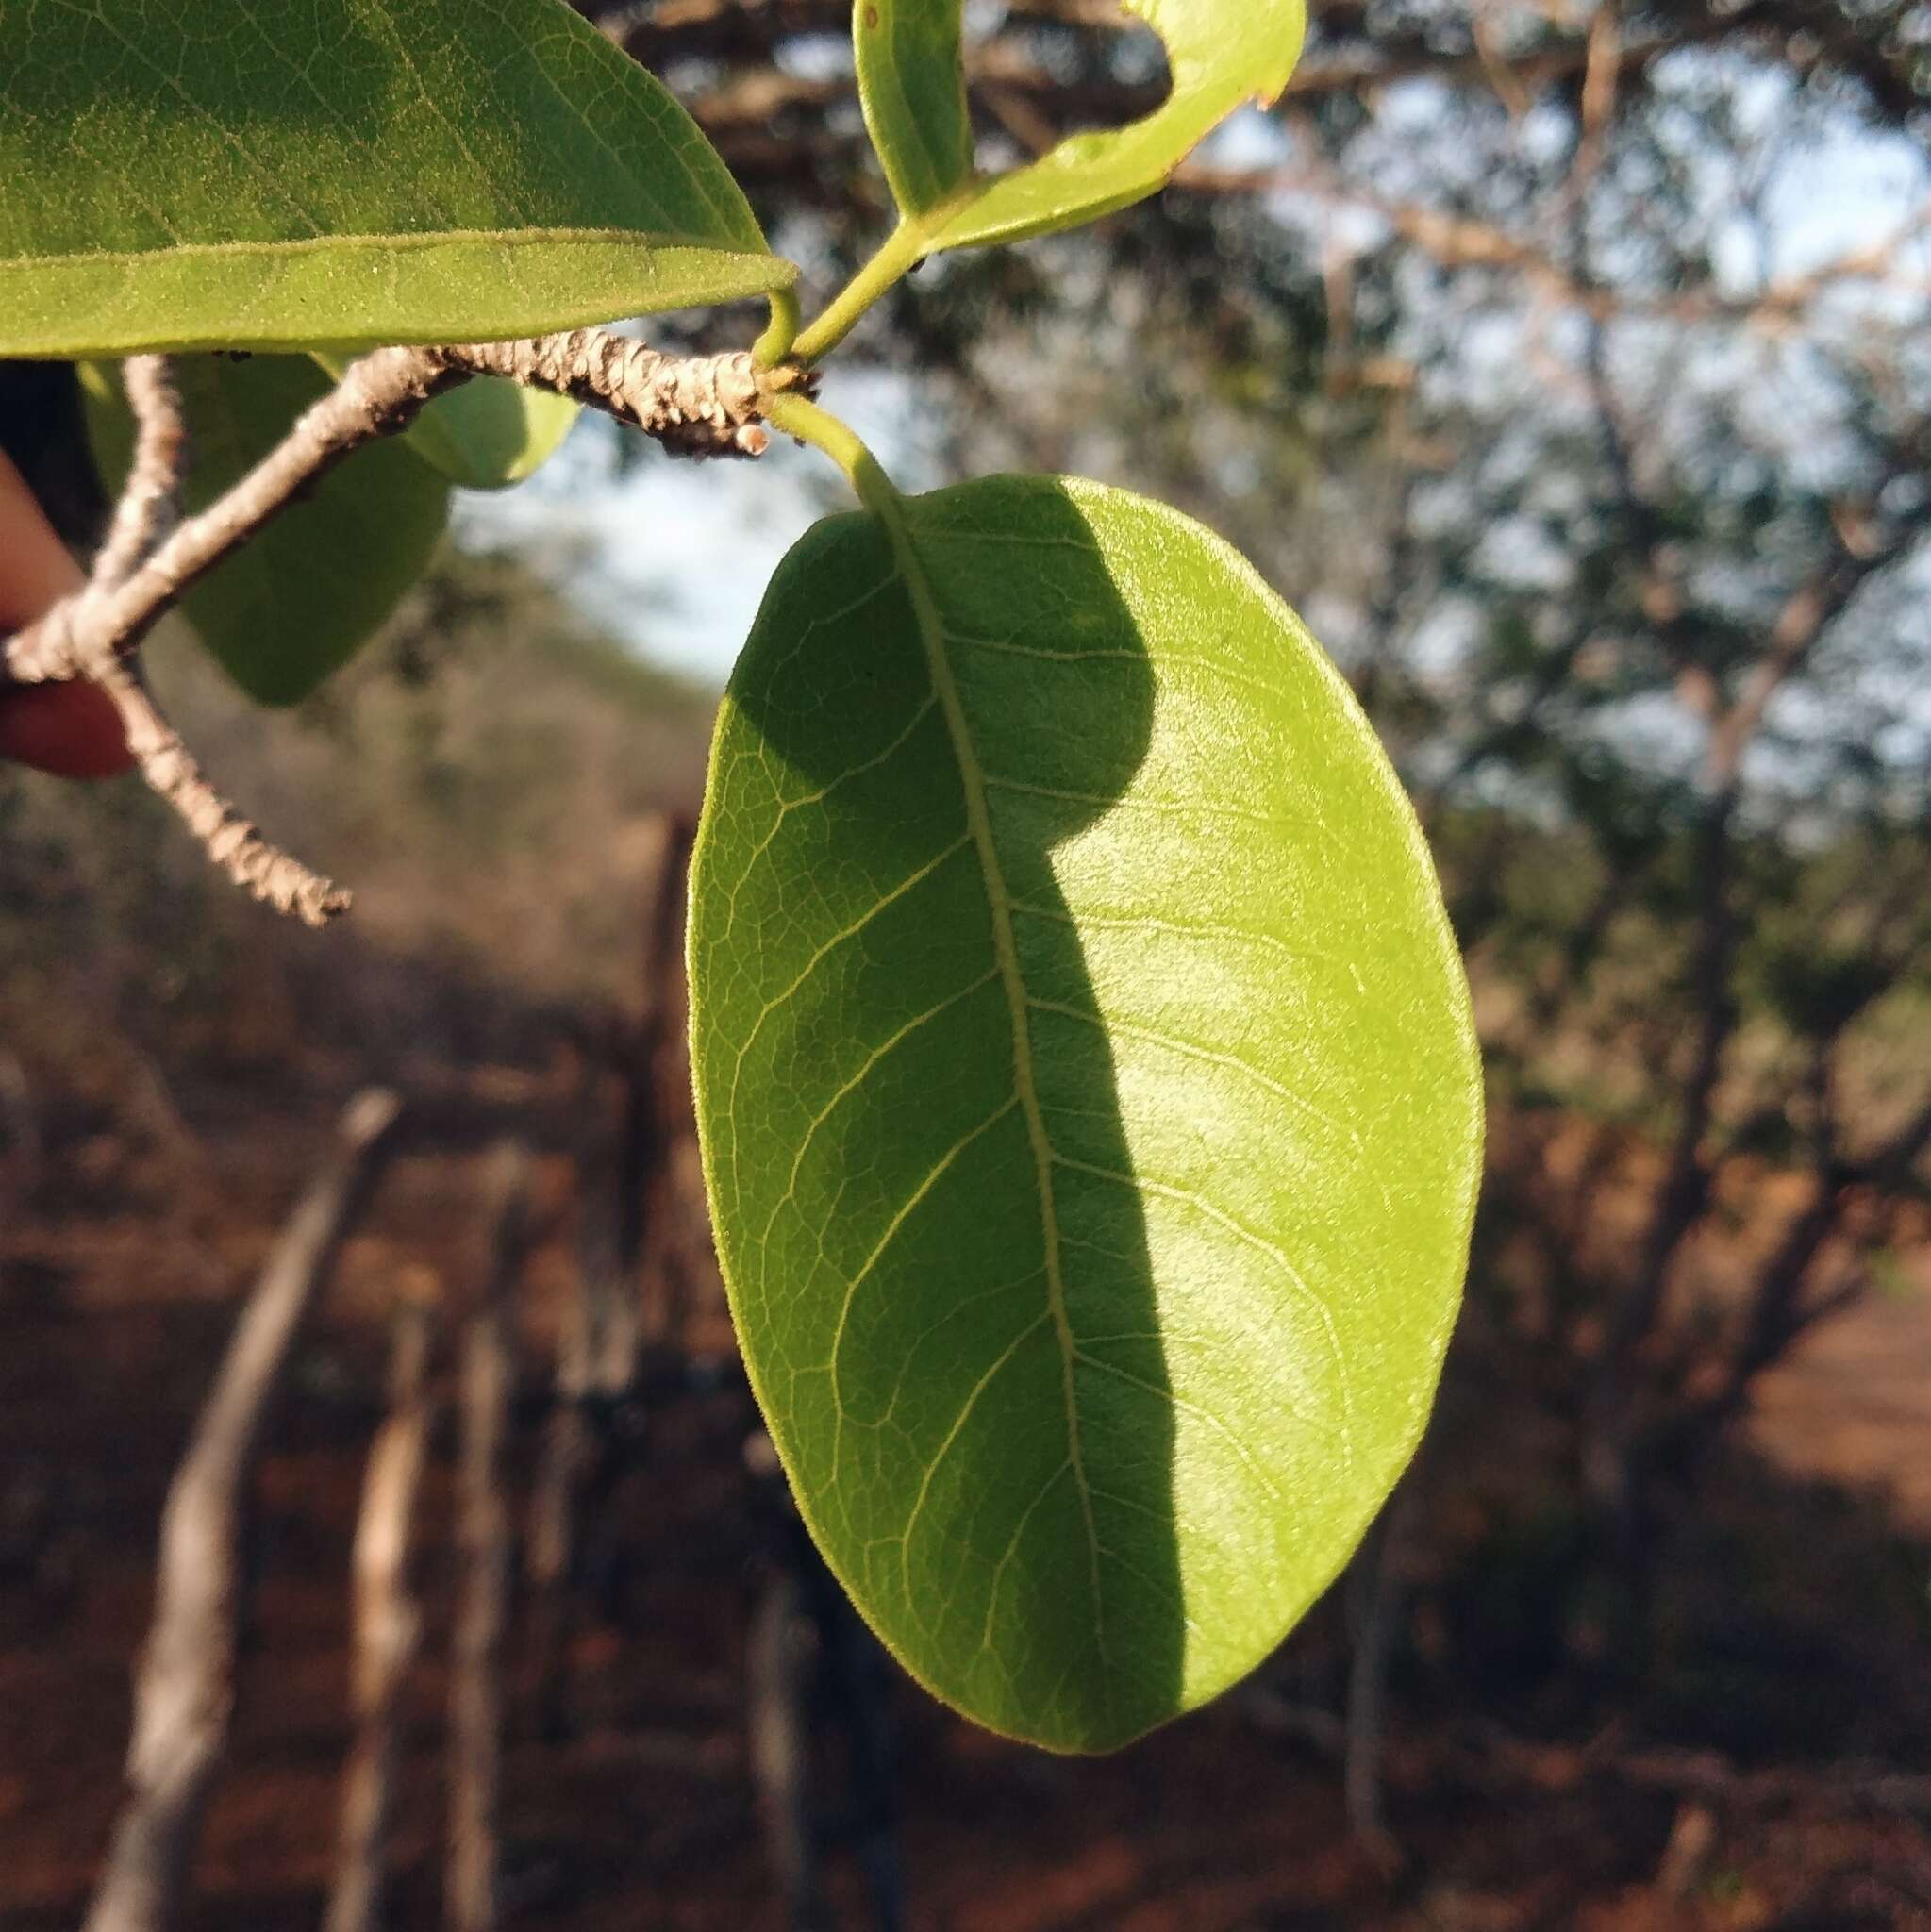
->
691, 475, 1480, 1750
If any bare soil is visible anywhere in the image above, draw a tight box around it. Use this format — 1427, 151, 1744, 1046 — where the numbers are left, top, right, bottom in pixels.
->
2, 1076, 1927, 1932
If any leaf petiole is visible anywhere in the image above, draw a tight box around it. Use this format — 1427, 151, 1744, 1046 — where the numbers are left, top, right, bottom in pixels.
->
789, 219, 934, 366
764, 393, 902, 517
752, 289, 802, 370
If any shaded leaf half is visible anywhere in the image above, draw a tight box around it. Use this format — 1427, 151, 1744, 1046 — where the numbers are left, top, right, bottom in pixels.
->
855, 0, 1305, 253
82, 356, 447, 705
690, 475, 1480, 1752
2, 0, 791, 358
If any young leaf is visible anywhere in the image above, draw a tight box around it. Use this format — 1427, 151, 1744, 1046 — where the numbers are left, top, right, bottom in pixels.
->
690, 475, 1481, 1752
82, 357, 447, 706
312, 356, 580, 491
855, 0, 1305, 252
2, 0, 793, 358
856, 0, 974, 218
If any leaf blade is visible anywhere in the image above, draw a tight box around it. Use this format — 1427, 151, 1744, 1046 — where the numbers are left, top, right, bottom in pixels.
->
856, 0, 974, 218
2, 0, 792, 358
690, 475, 1480, 1751
852, 0, 1305, 253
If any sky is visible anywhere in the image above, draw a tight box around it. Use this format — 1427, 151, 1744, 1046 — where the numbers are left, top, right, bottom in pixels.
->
451, 366, 933, 689
448, 57, 1929, 696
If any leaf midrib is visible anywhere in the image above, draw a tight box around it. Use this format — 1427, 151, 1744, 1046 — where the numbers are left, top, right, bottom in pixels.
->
8, 226, 779, 270
867, 489, 1110, 1688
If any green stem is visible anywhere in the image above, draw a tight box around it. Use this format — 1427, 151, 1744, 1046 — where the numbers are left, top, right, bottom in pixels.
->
765, 394, 901, 517
752, 289, 801, 370
791, 221, 931, 367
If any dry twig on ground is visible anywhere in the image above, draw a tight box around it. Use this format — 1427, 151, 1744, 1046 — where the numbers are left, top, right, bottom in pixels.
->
447, 1144, 534, 1932
326, 1292, 438, 1932
84, 1090, 401, 1932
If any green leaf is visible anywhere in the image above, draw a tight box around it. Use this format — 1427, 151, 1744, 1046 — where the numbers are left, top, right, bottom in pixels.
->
1, 0, 792, 359
855, 0, 974, 219
313, 354, 579, 490
399, 381, 579, 491
82, 356, 447, 705
690, 475, 1480, 1752
856, 0, 1305, 253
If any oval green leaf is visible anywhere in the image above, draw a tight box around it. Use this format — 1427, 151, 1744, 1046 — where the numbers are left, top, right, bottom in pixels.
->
2, 0, 792, 358
690, 475, 1481, 1752
82, 356, 447, 706
855, 0, 1305, 253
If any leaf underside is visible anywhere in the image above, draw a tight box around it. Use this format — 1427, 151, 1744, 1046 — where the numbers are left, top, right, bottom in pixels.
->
397, 379, 580, 490
312, 352, 580, 490
856, 0, 1307, 254
82, 355, 448, 705
690, 475, 1481, 1752
0, 0, 791, 358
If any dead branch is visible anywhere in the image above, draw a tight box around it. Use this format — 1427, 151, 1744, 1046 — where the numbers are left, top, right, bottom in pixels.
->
746, 1427, 830, 1932
1465, 1726, 1931, 1818
525, 1124, 632, 1736
6, 337, 804, 691
527, 816, 681, 1724
1613, 513, 1926, 1282
635, 819, 700, 1348
1178, 158, 1931, 333
83, 1089, 402, 1932
326, 1293, 438, 1932
747, 1566, 829, 1932
1344, 1491, 1412, 1871
447, 1144, 534, 1932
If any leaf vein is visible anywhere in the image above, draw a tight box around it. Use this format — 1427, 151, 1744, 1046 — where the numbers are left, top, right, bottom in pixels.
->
1057, 1157, 1356, 1471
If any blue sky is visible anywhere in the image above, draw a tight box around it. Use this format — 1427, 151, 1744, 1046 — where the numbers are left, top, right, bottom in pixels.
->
450, 68, 1928, 694
451, 366, 934, 687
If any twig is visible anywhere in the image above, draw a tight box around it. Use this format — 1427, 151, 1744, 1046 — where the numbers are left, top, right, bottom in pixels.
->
1344, 1490, 1411, 1871
447, 1144, 533, 1932
439, 334, 798, 457
5, 335, 802, 691
83, 1090, 402, 1932
746, 1426, 831, 1932
326, 1294, 438, 1932
92, 358, 188, 590
98, 653, 352, 926
23, 355, 342, 924
0, 334, 807, 925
